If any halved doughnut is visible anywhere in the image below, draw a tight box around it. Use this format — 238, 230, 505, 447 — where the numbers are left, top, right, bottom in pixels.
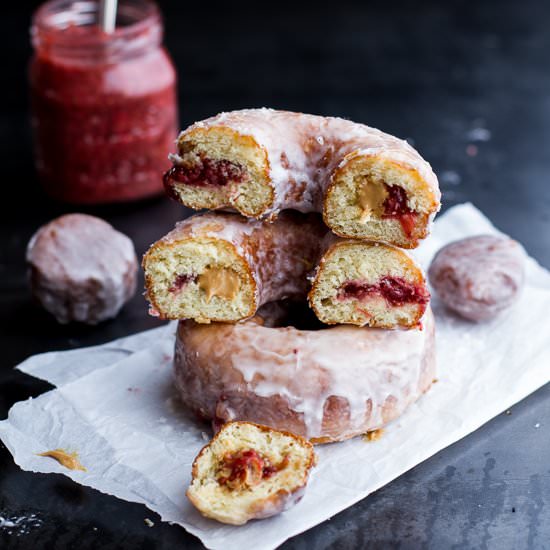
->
144, 212, 429, 327
309, 240, 429, 328
164, 109, 440, 248
324, 151, 439, 248
142, 211, 327, 323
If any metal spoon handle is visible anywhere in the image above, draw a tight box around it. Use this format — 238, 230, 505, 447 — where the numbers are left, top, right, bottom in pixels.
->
99, 0, 118, 33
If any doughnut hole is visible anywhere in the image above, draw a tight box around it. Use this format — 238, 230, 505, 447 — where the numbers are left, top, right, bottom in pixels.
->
324, 154, 438, 248
309, 241, 429, 328
187, 422, 315, 525
166, 127, 274, 218
143, 238, 256, 322
428, 235, 526, 322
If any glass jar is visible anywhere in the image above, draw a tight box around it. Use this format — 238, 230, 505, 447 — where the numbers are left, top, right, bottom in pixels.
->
29, 0, 178, 203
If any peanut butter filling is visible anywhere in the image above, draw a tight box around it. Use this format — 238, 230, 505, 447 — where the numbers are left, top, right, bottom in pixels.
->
38, 449, 87, 471
198, 267, 241, 303
363, 429, 384, 442
358, 178, 389, 223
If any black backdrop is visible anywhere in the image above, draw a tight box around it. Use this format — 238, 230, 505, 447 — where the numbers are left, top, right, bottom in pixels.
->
1, 1, 549, 548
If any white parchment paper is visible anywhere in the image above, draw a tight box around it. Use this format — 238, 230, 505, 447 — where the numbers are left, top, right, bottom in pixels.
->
1, 203, 550, 549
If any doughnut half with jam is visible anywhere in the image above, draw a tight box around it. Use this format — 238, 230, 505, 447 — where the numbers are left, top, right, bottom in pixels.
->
164, 108, 440, 248
309, 239, 429, 328
187, 421, 316, 525
143, 211, 429, 328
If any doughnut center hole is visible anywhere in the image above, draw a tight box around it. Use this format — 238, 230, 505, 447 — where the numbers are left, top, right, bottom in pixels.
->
255, 300, 326, 331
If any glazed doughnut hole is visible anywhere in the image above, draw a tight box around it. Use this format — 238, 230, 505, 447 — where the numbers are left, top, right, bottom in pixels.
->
26, 213, 138, 325
428, 235, 526, 322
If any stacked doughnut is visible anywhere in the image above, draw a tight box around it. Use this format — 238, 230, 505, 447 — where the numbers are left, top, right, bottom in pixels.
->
143, 108, 440, 444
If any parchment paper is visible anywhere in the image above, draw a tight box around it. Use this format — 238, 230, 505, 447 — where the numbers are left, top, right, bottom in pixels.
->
1, 203, 550, 550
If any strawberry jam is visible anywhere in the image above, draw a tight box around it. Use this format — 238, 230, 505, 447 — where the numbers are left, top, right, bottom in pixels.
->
168, 273, 197, 293
30, 0, 177, 204
382, 185, 417, 238
164, 158, 247, 189
217, 449, 288, 489
338, 276, 430, 307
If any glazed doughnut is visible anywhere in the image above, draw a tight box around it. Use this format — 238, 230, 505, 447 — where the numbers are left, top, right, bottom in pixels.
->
187, 421, 316, 525
428, 235, 526, 322
26, 213, 138, 324
173, 302, 436, 443
163, 109, 440, 248
143, 212, 429, 328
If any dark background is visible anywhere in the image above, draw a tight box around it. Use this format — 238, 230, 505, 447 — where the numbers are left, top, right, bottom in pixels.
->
1, 0, 550, 548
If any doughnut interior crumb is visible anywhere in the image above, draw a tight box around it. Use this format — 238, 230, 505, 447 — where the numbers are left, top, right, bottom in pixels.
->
143, 238, 256, 322
187, 422, 316, 525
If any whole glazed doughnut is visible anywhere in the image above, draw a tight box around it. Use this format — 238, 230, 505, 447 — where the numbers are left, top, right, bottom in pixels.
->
26, 213, 138, 324
428, 234, 526, 322
174, 303, 436, 443
164, 109, 441, 248
143, 211, 430, 328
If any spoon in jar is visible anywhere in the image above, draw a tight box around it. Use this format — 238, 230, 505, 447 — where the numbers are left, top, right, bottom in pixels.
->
98, 0, 118, 33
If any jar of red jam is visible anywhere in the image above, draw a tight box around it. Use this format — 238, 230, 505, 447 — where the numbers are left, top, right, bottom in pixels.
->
30, 0, 178, 203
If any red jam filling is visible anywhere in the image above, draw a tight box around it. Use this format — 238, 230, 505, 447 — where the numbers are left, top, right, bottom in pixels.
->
216, 449, 288, 489
168, 273, 197, 293
338, 276, 430, 307
29, 19, 177, 204
382, 185, 417, 238
164, 158, 247, 190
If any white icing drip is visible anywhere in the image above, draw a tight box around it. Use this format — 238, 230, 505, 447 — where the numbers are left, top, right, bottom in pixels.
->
168, 152, 183, 164
229, 310, 433, 439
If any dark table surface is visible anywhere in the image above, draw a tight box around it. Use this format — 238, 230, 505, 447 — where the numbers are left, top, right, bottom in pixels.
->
1, 0, 550, 548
